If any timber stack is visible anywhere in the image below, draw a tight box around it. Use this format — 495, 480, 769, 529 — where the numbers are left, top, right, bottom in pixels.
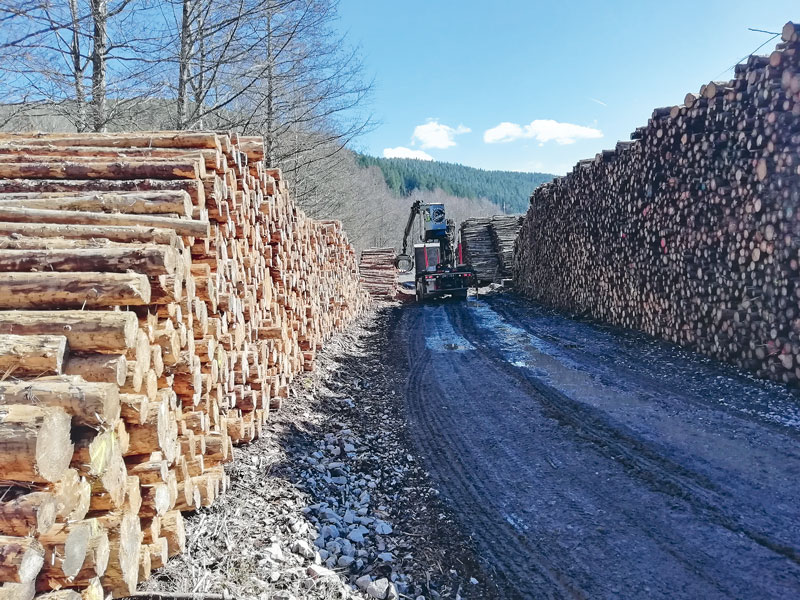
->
461, 216, 523, 283
359, 247, 397, 300
489, 216, 524, 280
0, 130, 369, 599
514, 23, 800, 386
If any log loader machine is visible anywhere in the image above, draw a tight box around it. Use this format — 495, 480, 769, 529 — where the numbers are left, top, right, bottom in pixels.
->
395, 200, 477, 301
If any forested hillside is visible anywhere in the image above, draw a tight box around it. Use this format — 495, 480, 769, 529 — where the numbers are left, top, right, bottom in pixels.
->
356, 155, 554, 213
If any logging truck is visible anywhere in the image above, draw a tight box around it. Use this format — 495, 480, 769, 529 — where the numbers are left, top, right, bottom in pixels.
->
395, 200, 477, 301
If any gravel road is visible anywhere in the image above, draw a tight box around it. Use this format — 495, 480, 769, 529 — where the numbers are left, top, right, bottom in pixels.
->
390, 293, 800, 599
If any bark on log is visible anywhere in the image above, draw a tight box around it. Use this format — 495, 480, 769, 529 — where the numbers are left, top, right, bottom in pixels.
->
0, 247, 177, 275
0, 490, 57, 537
0, 207, 208, 238
0, 311, 139, 353
0, 536, 44, 583
0, 334, 67, 377
0, 377, 120, 427
0, 272, 151, 309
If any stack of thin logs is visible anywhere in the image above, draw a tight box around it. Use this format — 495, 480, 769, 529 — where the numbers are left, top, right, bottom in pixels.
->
461, 216, 522, 283
358, 248, 397, 300
488, 216, 524, 279
0, 130, 370, 600
460, 218, 497, 282
514, 23, 800, 386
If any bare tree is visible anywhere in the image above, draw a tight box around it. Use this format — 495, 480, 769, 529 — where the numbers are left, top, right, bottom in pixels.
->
0, 0, 162, 132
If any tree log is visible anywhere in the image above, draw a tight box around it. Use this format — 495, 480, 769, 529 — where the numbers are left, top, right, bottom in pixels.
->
0, 207, 208, 238
0, 490, 57, 537
0, 406, 72, 482
0, 160, 201, 181
0, 190, 191, 216
0, 311, 138, 353
0, 272, 151, 309
0, 223, 177, 245
65, 354, 127, 386
0, 536, 43, 583
0, 377, 120, 427
0, 247, 177, 275
0, 334, 66, 377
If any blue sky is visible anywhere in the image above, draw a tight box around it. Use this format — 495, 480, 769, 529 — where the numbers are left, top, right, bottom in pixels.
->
337, 0, 797, 175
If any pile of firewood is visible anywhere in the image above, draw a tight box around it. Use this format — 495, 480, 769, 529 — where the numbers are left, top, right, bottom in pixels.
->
514, 23, 800, 385
461, 216, 523, 283
0, 131, 369, 599
359, 248, 397, 300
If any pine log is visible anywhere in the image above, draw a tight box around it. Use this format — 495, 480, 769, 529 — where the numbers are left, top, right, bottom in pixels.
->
0, 536, 44, 583
0, 160, 201, 181
0, 247, 177, 275
0, 207, 208, 238
0, 490, 57, 537
160, 510, 185, 557
99, 511, 141, 598
64, 354, 127, 386
0, 334, 67, 377
0, 377, 120, 427
0, 311, 138, 353
0, 272, 151, 309
0, 223, 177, 245
0, 406, 73, 482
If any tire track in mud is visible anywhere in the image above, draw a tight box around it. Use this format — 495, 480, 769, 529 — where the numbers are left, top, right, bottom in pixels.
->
390, 296, 800, 599
397, 305, 582, 599
474, 297, 800, 563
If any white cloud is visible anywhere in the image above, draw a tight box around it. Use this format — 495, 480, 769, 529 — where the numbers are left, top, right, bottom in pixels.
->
382, 147, 434, 161
483, 119, 603, 145
412, 119, 471, 149
483, 122, 524, 144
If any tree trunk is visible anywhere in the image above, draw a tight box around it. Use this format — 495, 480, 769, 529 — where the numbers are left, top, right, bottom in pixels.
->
90, 0, 108, 132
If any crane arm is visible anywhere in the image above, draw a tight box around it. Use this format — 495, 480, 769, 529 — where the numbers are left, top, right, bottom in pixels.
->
400, 200, 421, 257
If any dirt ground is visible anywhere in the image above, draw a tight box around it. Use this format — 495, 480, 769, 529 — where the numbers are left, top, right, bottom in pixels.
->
138, 304, 498, 600
390, 292, 800, 599
138, 290, 800, 600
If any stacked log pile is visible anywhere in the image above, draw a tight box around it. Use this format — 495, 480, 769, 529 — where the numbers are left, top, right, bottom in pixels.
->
0, 130, 369, 599
359, 248, 397, 300
461, 216, 523, 283
461, 218, 497, 282
489, 216, 524, 279
514, 23, 800, 385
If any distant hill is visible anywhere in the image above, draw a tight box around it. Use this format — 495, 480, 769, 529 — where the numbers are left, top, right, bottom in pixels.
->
356, 154, 554, 214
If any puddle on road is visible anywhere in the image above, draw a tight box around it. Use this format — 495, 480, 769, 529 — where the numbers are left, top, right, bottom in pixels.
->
467, 300, 619, 406
423, 306, 476, 352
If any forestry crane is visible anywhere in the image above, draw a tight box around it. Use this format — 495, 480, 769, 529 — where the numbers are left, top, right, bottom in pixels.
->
395, 200, 477, 301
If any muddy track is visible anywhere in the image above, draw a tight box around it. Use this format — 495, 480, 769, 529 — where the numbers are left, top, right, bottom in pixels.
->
388, 294, 800, 599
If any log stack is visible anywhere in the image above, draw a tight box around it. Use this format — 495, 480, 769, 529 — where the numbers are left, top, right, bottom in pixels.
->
513, 24, 800, 386
0, 130, 369, 599
461, 216, 523, 283
359, 248, 397, 300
